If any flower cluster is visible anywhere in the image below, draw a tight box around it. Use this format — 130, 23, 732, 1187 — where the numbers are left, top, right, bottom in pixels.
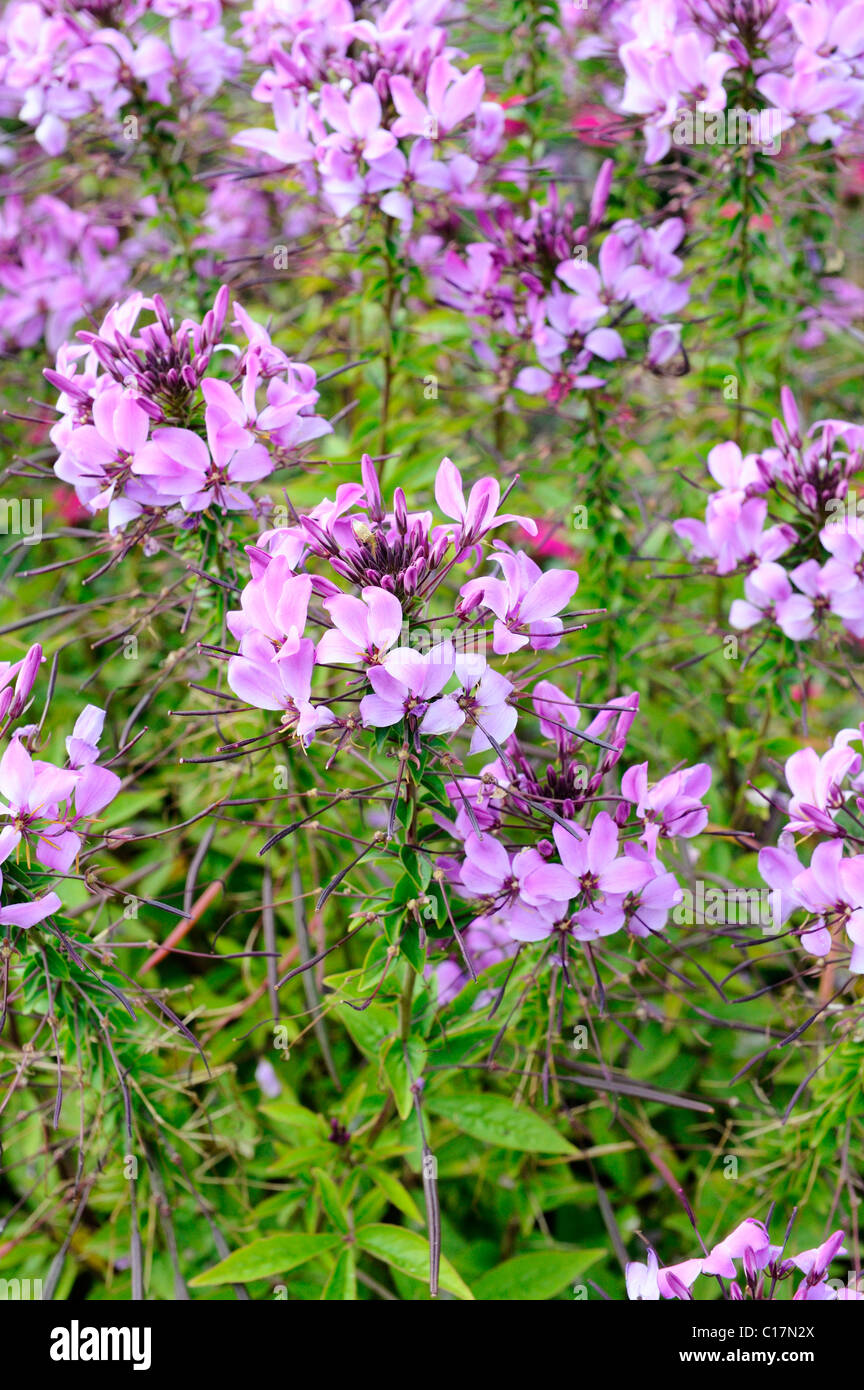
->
429, 696, 710, 995
208, 451, 713, 997
234, 0, 503, 223
0, 193, 133, 353
567, 0, 864, 163
432, 166, 689, 403
627, 1216, 862, 1300
0, 644, 121, 930
0, 0, 241, 157
220, 453, 544, 741
757, 725, 864, 973
45, 287, 331, 539
673, 387, 864, 645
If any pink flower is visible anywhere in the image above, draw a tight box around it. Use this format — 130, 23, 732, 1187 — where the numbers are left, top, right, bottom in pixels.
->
625, 1249, 661, 1300
0, 719, 118, 875
791, 1230, 846, 1281
674, 494, 795, 575
621, 762, 711, 851
455, 830, 572, 938
55, 384, 152, 528
234, 90, 322, 167
791, 840, 864, 968
434, 457, 537, 548
461, 547, 579, 654
427, 653, 517, 754
227, 632, 331, 744
790, 557, 864, 639
0, 737, 78, 870
553, 812, 653, 939
620, 855, 684, 938
359, 642, 456, 732
557, 234, 655, 317
758, 844, 807, 926
626, 1249, 703, 1300
532, 679, 581, 752
0, 891, 62, 929
0, 642, 42, 722
784, 742, 860, 836
702, 1219, 774, 1279
227, 560, 313, 656
316, 587, 404, 666
707, 440, 765, 495
390, 56, 485, 139
729, 562, 815, 640
320, 83, 397, 161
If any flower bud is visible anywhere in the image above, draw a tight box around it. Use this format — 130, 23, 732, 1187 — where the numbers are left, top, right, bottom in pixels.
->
589, 158, 614, 228
10, 643, 42, 717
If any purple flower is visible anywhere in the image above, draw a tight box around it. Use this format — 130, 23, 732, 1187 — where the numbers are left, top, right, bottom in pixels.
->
0, 890, 63, 929
427, 653, 517, 754
630, 1216, 855, 1301
553, 812, 653, 940
454, 830, 571, 939
434, 456, 538, 548
532, 679, 581, 753
461, 547, 580, 654
66, 703, 107, 769
625, 1249, 661, 1300
557, 234, 655, 317
359, 641, 456, 733
674, 495, 795, 575
626, 1250, 703, 1301
790, 557, 864, 639
729, 561, 815, 641
390, 55, 485, 139
0, 642, 42, 721
792, 1230, 846, 1282
55, 384, 152, 528
320, 82, 397, 161
0, 737, 79, 869
784, 741, 860, 836
227, 632, 332, 744
0, 714, 119, 874
431, 911, 517, 1005
317, 587, 404, 667
620, 761, 711, 853
704, 441, 762, 495
758, 843, 807, 927
701, 1219, 774, 1279
791, 840, 864, 968
620, 855, 684, 938
228, 559, 313, 656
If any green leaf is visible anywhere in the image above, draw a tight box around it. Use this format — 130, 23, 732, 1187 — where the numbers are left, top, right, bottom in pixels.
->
381, 1038, 427, 1119
356, 1224, 474, 1300
426, 1092, 580, 1155
321, 1248, 357, 1301
313, 1169, 350, 1233
472, 1249, 606, 1301
188, 1234, 343, 1287
339, 1003, 397, 1061
367, 1167, 423, 1224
